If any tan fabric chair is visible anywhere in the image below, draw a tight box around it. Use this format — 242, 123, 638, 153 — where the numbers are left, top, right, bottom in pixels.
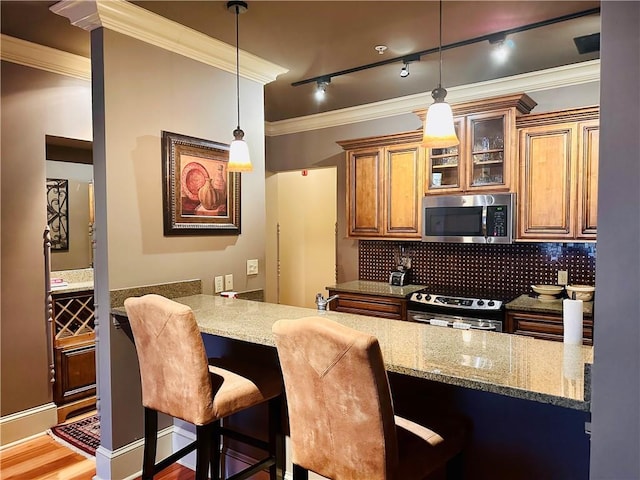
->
125, 294, 283, 480
272, 316, 468, 480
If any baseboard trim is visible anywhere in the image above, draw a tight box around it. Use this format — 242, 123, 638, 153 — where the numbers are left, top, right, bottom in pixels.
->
0, 403, 57, 447
94, 425, 174, 480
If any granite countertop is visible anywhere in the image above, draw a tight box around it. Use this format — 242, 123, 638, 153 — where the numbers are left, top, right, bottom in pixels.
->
112, 294, 593, 411
506, 294, 594, 317
50, 268, 94, 295
326, 280, 425, 298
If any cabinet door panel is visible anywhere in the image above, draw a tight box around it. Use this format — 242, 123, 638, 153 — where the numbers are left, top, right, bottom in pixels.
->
385, 143, 423, 236
348, 149, 381, 236
519, 123, 577, 239
466, 109, 513, 192
577, 121, 599, 238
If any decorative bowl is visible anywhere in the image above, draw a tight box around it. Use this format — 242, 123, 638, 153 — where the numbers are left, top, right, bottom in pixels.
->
531, 284, 564, 301
565, 285, 595, 301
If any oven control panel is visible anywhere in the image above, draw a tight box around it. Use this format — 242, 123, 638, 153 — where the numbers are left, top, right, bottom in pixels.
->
409, 292, 502, 311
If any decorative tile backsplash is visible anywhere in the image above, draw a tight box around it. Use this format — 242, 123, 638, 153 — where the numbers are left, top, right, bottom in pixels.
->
359, 241, 596, 301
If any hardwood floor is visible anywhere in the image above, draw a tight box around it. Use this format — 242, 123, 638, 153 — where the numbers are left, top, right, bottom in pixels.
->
0, 435, 194, 480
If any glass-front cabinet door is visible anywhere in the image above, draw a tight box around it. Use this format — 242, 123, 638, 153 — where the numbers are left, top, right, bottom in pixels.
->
466, 110, 512, 191
425, 118, 465, 193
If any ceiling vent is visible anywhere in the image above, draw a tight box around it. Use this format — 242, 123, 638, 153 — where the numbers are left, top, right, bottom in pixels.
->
574, 32, 600, 54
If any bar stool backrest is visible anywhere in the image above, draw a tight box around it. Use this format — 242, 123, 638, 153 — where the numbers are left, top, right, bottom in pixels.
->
273, 316, 399, 480
125, 294, 214, 426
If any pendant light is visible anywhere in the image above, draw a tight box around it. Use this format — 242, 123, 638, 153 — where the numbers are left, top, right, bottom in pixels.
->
227, 1, 252, 172
422, 0, 459, 149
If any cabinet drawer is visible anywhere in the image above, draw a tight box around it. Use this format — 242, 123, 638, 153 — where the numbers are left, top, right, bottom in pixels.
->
506, 311, 593, 345
328, 291, 406, 320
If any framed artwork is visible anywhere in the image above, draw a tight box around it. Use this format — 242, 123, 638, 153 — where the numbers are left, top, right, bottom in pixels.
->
162, 131, 241, 235
46, 178, 69, 250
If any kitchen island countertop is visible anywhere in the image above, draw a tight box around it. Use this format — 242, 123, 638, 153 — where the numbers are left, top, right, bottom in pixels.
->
325, 280, 425, 298
112, 294, 593, 411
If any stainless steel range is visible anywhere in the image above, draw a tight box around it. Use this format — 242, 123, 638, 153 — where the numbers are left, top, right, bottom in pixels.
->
408, 290, 504, 332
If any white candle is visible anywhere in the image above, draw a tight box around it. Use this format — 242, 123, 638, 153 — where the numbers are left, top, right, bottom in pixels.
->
563, 299, 583, 344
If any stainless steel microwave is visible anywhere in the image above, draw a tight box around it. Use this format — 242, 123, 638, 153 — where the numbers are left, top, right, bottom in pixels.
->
422, 193, 516, 244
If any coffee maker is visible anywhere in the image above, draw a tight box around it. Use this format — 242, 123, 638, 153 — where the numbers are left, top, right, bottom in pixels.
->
389, 246, 412, 286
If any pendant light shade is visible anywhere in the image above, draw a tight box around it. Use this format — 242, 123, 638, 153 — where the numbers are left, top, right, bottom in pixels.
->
422, 1, 459, 149
227, 0, 252, 173
423, 87, 459, 148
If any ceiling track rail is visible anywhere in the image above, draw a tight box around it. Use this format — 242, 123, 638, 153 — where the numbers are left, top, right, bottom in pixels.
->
291, 7, 601, 87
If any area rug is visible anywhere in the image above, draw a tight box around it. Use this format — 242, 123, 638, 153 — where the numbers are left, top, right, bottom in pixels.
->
49, 414, 100, 457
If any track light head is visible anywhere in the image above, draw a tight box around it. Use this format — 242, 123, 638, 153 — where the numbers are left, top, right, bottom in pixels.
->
315, 78, 330, 100
400, 63, 410, 78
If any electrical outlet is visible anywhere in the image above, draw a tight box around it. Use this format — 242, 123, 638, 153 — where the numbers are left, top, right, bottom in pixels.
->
214, 276, 224, 293
225, 274, 234, 291
247, 259, 259, 275
557, 270, 568, 286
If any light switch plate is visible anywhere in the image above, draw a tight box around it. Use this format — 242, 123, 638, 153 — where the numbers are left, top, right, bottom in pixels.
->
247, 259, 259, 275
557, 270, 568, 286
214, 276, 224, 293
225, 274, 234, 291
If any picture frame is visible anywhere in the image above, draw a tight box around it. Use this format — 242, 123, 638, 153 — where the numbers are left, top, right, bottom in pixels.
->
46, 178, 69, 250
162, 131, 241, 236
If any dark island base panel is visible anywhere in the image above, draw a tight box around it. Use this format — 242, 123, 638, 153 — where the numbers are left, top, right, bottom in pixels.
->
200, 334, 590, 480
389, 373, 590, 480
360, 241, 596, 301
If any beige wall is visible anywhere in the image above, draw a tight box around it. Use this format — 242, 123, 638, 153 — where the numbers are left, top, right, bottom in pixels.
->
46, 161, 94, 271
91, 28, 267, 453
265, 168, 337, 308
0, 61, 92, 417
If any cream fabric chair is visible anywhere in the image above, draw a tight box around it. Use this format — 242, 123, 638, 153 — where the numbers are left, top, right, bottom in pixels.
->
272, 316, 468, 480
125, 294, 283, 480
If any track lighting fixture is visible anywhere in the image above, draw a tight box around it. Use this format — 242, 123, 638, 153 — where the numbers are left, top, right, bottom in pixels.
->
291, 7, 599, 92
422, 0, 459, 149
400, 62, 410, 78
226, 0, 252, 173
489, 33, 514, 63
315, 78, 330, 101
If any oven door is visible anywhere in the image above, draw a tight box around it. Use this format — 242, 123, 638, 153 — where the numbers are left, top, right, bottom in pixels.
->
408, 310, 503, 332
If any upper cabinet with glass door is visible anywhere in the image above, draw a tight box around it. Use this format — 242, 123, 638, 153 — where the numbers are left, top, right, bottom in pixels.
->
421, 93, 537, 195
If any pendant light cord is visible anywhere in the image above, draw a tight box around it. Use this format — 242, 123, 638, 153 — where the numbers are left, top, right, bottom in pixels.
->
235, 5, 240, 130
438, 0, 443, 89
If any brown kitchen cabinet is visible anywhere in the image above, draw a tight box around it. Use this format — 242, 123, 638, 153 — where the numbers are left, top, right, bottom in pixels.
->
339, 132, 425, 239
506, 310, 593, 345
51, 290, 96, 422
517, 106, 599, 241
420, 93, 537, 194
327, 290, 407, 320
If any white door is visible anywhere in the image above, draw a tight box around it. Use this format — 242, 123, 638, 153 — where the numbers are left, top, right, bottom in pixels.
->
265, 168, 337, 308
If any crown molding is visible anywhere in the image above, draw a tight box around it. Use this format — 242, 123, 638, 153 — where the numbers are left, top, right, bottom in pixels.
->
265, 59, 600, 137
0, 34, 91, 81
50, 0, 287, 85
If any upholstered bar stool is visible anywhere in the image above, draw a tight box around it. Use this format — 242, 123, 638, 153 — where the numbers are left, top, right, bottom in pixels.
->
272, 316, 468, 480
125, 294, 283, 480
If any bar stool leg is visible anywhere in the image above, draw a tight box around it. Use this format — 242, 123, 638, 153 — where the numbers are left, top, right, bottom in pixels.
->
268, 396, 283, 480
195, 424, 212, 480
210, 420, 221, 480
292, 464, 309, 480
142, 407, 158, 480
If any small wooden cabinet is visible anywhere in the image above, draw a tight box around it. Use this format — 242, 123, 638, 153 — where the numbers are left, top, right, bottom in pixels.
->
327, 290, 407, 320
517, 107, 599, 241
506, 310, 593, 345
339, 132, 425, 239
420, 93, 537, 194
51, 290, 96, 422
